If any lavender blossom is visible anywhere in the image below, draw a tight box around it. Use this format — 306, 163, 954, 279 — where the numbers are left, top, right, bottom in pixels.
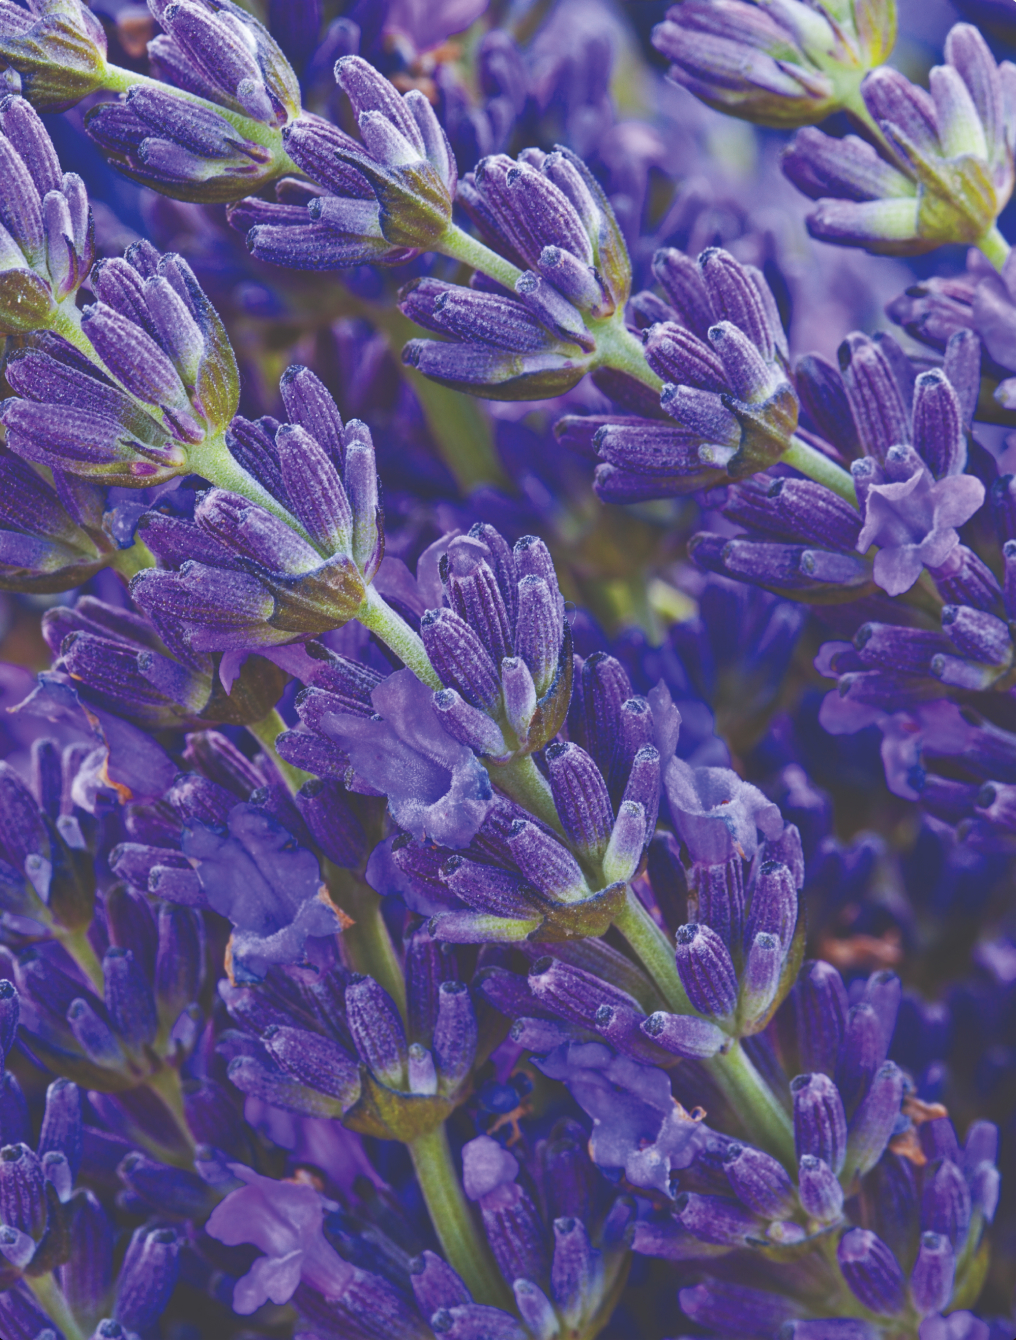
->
652, 0, 897, 129
782, 25, 1016, 257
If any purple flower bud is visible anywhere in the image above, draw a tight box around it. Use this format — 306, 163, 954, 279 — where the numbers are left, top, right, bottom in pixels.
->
422, 607, 502, 712
346, 974, 407, 1086
227, 1053, 347, 1117
294, 777, 367, 868
434, 688, 509, 757
67, 996, 125, 1070
912, 369, 966, 478
114, 1225, 180, 1333
155, 903, 204, 1023
410, 1250, 471, 1317
38, 1079, 81, 1183
545, 741, 613, 860
0, 1143, 46, 1240
680, 1280, 799, 1334
844, 1061, 904, 1182
103, 948, 157, 1053
687, 857, 744, 948
261, 1024, 361, 1109
837, 998, 893, 1112
797, 1154, 844, 1224
550, 1215, 597, 1323
500, 656, 538, 744
745, 859, 798, 952
0, 981, 18, 1063
722, 1142, 797, 1219
837, 1227, 906, 1315
739, 931, 784, 1028
529, 956, 643, 1028
795, 352, 861, 460
921, 1157, 971, 1246
644, 321, 727, 391
509, 821, 589, 901
941, 604, 1012, 666
433, 981, 477, 1092
674, 922, 738, 1019
118, 1149, 214, 1219
640, 1010, 726, 1059
910, 1231, 955, 1317
792, 1072, 847, 1174
430, 1304, 527, 1340
675, 1191, 762, 1246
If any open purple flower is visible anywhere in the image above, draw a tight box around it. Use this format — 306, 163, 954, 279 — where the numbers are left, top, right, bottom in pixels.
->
536, 1040, 714, 1194
301, 667, 493, 848
856, 451, 985, 597
206, 1165, 351, 1314
665, 757, 784, 863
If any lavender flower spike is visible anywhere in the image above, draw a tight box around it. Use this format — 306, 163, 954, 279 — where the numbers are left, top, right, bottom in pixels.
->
0, 1, 108, 112
652, 0, 896, 130
0, 96, 94, 334
783, 25, 1016, 259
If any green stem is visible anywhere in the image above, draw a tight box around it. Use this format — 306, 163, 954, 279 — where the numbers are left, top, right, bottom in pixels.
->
592, 317, 664, 393
706, 1040, 796, 1169
440, 222, 525, 292
613, 887, 690, 1013
782, 435, 858, 507
355, 584, 442, 687
102, 63, 300, 174
408, 1124, 512, 1309
486, 754, 564, 835
976, 223, 1011, 272
324, 859, 407, 1020
62, 929, 105, 994
27, 1274, 87, 1340
248, 709, 310, 795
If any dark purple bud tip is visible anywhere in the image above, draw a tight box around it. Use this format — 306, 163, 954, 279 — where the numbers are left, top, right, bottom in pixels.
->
530, 956, 554, 976
675, 923, 699, 944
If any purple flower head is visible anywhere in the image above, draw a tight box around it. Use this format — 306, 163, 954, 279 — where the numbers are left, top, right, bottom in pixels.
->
665, 757, 784, 863
782, 26, 1016, 255
0, 242, 237, 487
0, 5, 107, 113
652, 0, 895, 130
316, 668, 493, 849
536, 1041, 714, 1194
855, 451, 985, 596
206, 1164, 352, 1314
132, 368, 384, 656
0, 97, 95, 332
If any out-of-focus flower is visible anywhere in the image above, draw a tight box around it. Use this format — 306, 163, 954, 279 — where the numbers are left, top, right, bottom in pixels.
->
783, 25, 1016, 258
653, 0, 897, 130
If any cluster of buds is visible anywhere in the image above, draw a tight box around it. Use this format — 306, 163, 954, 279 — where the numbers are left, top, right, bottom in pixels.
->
204, 1122, 634, 1340
558, 246, 794, 502
220, 929, 479, 1144
35, 596, 288, 733
0, 993, 179, 1338
1, 239, 238, 486
648, 996, 999, 1335
110, 727, 364, 980
228, 54, 458, 267
399, 142, 631, 400
0, 95, 93, 334
0, 0, 108, 112
652, 0, 897, 130
783, 25, 1016, 257
287, 579, 680, 938
479, 766, 805, 1067
86, 0, 302, 203
690, 328, 991, 605
131, 365, 384, 653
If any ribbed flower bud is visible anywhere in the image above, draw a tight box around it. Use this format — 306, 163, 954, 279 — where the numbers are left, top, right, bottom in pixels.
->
0, 1, 108, 112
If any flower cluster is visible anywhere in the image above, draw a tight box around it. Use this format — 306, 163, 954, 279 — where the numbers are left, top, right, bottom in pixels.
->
0, 3, 1011, 1340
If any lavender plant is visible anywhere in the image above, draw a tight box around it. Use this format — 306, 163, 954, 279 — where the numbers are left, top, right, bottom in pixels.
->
0, 2, 1011, 1339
